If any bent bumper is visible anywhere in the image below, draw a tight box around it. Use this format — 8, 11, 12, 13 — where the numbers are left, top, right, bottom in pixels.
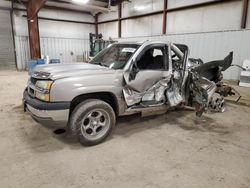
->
23, 90, 70, 128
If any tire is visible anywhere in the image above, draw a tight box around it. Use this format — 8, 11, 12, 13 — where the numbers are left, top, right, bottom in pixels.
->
69, 99, 116, 146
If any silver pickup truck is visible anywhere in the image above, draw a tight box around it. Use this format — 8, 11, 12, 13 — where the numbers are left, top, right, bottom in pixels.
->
23, 41, 234, 146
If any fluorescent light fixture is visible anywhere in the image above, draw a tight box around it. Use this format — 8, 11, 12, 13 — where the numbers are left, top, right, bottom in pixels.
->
72, 0, 89, 4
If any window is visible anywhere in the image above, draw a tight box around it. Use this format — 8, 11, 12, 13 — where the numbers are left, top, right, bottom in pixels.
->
137, 47, 165, 70
90, 44, 140, 69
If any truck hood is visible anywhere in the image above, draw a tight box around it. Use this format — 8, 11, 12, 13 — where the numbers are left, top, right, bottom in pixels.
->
32, 63, 116, 80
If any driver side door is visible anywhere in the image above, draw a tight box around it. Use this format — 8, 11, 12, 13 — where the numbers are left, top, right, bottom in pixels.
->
124, 44, 171, 92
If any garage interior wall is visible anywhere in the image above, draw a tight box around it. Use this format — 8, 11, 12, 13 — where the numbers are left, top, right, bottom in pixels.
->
13, 6, 95, 70
97, 0, 250, 80
0, 1, 15, 70
8, 0, 250, 80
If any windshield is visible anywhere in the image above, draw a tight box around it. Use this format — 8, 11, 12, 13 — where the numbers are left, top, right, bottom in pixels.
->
90, 43, 140, 69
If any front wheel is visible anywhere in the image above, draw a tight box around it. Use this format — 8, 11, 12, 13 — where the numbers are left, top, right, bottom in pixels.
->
69, 99, 116, 146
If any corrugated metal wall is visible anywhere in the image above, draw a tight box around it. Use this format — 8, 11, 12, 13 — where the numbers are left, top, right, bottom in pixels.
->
13, 8, 94, 70
116, 29, 250, 80
15, 36, 29, 70
40, 37, 89, 63
0, 9, 15, 69
15, 36, 90, 70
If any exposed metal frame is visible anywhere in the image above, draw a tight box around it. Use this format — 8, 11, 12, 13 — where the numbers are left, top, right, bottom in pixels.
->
22, 15, 95, 25
95, 14, 99, 37
118, 3, 122, 38
162, 0, 168, 35
241, 0, 249, 29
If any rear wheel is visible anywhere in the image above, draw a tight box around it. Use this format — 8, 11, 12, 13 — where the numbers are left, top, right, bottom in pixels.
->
69, 99, 116, 146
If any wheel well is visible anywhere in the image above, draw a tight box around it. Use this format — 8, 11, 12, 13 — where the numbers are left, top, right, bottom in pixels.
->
70, 92, 119, 116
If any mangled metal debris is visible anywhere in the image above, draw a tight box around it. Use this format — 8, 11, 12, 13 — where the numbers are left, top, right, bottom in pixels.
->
122, 45, 239, 117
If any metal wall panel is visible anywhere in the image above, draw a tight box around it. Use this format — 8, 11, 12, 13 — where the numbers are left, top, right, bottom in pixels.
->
38, 9, 95, 23
13, 10, 94, 70
122, 14, 163, 38
168, 0, 215, 9
38, 20, 95, 38
15, 35, 91, 69
99, 11, 118, 22
40, 37, 90, 64
15, 36, 29, 70
122, 0, 164, 17
99, 21, 118, 39
0, 10, 15, 69
15, 36, 90, 70
166, 1, 242, 34
116, 29, 250, 80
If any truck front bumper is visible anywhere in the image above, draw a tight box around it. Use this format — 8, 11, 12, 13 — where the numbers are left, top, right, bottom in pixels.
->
23, 90, 70, 128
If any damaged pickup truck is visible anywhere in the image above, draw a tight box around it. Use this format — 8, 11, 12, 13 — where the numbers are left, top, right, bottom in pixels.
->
23, 41, 236, 146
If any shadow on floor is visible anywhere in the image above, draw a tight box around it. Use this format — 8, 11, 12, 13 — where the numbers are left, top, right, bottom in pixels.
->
13, 104, 234, 151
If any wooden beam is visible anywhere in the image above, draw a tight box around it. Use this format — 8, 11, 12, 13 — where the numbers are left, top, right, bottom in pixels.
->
118, 3, 122, 38
162, 0, 168, 34
27, 0, 46, 59
241, 0, 249, 29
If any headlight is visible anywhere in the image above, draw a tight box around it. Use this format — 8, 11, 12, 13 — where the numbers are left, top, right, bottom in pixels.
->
36, 80, 53, 91
35, 80, 53, 101
35, 92, 50, 101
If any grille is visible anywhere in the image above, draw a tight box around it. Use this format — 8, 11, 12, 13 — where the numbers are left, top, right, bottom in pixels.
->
28, 87, 35, 97
30, 77, 37, 85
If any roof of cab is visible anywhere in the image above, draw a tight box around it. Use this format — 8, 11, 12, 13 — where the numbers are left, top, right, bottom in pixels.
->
117, 40, 170, 45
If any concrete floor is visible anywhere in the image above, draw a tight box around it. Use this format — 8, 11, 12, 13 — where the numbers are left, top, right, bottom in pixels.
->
1, 70, 250, 188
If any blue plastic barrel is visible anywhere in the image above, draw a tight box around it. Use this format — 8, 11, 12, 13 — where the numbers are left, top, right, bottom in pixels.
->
37, 59, 45, 65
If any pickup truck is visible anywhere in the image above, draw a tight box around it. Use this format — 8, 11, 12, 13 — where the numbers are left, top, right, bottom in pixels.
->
23, 41, 234, 146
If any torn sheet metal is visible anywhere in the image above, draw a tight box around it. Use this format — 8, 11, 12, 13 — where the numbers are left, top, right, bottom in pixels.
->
123, 87, 143, 106
190, 73, 216, 116
142, 78, 170, 102
191, 52, 233, 83
166, 84, 183, 106
123, 77, 171, 107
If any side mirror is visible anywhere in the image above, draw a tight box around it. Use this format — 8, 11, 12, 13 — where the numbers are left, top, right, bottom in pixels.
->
129, 60, 139, 81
